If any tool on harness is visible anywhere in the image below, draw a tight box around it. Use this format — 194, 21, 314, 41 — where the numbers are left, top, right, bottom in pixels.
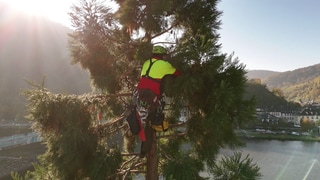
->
137, 92, 168, 132
149, 112, 168, 132
125, 106, 141, 135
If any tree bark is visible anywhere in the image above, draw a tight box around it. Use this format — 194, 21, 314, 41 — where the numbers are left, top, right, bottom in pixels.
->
146, 130, 158, 180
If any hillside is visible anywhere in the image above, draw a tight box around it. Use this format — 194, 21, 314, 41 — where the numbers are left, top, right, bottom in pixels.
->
244, 83, 301, 111
247, 63, 320, 103
0, 4, 91, 121
263, 64, 320, 88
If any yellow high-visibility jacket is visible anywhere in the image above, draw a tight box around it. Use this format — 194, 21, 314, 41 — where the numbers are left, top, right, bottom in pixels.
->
137, 57, 180, 96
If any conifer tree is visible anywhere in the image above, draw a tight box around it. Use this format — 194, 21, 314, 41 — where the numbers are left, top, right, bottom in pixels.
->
22, 0, 258, 179
212, 152, 262, 179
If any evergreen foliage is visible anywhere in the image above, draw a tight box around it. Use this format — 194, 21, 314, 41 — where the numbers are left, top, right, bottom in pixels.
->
21, 0, 259, 179
212, 152, 262, 180
23, 84, 123, 179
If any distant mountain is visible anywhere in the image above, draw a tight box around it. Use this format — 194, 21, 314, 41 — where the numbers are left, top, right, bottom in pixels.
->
263, 64, 320, 88
247, 63, 320, 103
0, 4, 91, 120
246, 70, 280, 80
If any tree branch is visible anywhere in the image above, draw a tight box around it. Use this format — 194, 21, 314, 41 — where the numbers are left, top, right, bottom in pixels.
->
150, 23, 178, 40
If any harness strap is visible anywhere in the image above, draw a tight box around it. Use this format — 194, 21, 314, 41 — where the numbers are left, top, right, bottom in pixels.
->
145, 59, 153, 77
142, 59, 160, 83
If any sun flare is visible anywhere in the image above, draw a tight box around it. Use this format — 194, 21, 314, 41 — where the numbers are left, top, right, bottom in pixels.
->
1, 0, 74, 26
2, 0, 50, 16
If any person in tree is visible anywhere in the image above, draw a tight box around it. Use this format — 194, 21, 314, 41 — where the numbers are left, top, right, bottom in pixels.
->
135, 45, 181, 157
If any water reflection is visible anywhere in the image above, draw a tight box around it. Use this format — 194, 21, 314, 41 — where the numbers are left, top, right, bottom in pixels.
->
0, 132, 40, 149
219, 140, 320, 180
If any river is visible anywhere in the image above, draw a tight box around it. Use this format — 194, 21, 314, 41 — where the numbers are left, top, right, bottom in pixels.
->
0, 132, 40, 149
216, 140, 320, 180
2, 129, 319, 179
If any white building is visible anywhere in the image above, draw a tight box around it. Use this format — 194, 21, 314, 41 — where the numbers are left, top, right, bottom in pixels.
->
295, 103, 320, 125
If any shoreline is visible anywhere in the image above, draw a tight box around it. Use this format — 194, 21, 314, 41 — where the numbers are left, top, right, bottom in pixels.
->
237, 129, 320, 142
1, 128, 319, 179
0, 142, 46, 180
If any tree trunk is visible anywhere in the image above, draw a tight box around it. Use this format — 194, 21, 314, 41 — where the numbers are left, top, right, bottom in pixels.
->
146, 130, 158, 180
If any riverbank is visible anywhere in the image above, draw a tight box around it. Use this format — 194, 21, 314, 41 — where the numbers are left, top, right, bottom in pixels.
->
1, 128, 319, 180
237, 129, 320, 142
0, 142, 46, 180
0, 125, 32, 138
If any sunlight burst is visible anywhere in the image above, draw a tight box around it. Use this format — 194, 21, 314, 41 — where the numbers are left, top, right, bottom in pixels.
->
3, 0, 50, 16
1, 0, 73, 26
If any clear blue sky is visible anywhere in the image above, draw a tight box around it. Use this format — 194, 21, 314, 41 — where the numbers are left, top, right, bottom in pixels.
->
3, 0, 318, 72
217, 0, 320, 72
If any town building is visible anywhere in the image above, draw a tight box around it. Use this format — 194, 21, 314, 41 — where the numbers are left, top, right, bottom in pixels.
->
296, 103, 320, 125
256, 103, 320, 126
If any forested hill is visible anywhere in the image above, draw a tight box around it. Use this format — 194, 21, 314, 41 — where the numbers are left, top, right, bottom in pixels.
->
247, 63, 320, 103
263, 64, 320, 88
244, 83, 301, 111
0, 4, 91, 121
